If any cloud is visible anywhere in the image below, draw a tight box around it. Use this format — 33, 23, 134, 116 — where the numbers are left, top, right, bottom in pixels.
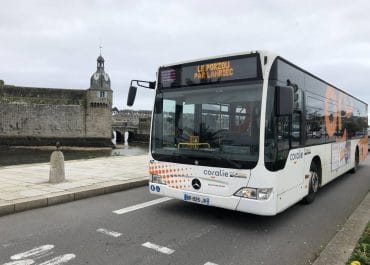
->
0, 0, 369, 118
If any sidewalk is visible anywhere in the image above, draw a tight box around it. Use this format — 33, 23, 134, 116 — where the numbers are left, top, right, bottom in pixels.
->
0, 154, 149, 216
313, 191, 370, 265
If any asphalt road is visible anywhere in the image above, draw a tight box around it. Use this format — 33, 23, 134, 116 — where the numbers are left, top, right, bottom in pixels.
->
0, 159, 369, 265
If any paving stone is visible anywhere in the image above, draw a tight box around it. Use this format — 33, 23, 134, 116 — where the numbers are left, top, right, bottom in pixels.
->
14, 196, 48, 213
1, 186, 29, 192
0, 184, 16, 189
39, 187, 66, 192
51, 182, 91, 189
20, 189, 50, 197
2, 180, 25, 185
0, 192, 26, 201
72, 186, 106, 200
47, 192, 75, 206
0, 204, 14, 216
0, 199, 9, 205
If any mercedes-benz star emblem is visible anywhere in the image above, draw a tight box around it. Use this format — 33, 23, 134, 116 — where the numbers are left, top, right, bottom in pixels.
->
191, 178, 201, 190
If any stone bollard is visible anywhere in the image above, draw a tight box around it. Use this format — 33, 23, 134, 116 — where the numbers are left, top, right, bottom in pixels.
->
49, 142, 65, 183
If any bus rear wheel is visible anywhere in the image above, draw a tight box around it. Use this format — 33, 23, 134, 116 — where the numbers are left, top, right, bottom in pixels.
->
302, 162, 320, 204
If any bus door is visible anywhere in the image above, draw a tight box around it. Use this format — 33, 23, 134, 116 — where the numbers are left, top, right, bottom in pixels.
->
289, 85, 305, 189
289, 111, 305, 187
276, 86, 305, 192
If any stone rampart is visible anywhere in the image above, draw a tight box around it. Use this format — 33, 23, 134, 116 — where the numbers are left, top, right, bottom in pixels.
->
0, 102, 86, 136
0, 84, 112, 147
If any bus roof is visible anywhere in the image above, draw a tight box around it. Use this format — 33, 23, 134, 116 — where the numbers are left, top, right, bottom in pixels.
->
276, 56, 368, 106
160, 50, 367, 106
160, 50, 267, 68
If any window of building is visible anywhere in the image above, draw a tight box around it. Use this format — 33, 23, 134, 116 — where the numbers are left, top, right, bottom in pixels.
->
98, 91, 106, 98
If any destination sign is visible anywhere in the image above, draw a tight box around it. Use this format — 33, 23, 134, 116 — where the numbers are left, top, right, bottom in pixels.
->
193, 61, 234, 80
159, 55, 259, 88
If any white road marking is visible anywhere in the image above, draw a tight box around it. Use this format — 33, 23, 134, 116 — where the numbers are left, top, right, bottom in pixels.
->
204, 262, 219, 265
2, 260, 35, 265
2, 243, 15, 248
38, 254, 76, 265
10, 245, 54, 260
141, 242, 175, 255
113, 197, 173, 215
35, 251, 54, 260
96, 228, 122, 238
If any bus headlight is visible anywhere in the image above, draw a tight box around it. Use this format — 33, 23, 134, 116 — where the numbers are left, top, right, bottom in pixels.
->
234, 187, 272, 200
151, 174, 166, 185
234, 187, 257, 199
257, 188, 273, 200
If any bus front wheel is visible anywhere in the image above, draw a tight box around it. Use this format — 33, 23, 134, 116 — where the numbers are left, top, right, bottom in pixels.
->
302, 163, 320, 204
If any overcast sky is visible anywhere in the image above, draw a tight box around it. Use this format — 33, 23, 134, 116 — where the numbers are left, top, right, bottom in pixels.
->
0, 0, 369, 119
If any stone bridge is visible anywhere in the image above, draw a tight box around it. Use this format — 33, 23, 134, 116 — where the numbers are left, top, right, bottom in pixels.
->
112, 116, 151, 144
112, 122, 138, 143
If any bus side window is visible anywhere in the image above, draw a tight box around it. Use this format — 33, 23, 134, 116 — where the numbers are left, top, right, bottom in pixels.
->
291, 112, 301, 147
275, 115, 290, 168
277, 116, 290, 151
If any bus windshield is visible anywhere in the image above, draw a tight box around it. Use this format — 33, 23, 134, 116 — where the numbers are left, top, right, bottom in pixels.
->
151, 81, 263, 169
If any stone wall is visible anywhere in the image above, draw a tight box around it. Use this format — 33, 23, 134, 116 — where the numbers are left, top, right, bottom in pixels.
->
0, 83, 112, 146
0, 136, 112, 147
0, 85, 85, 105
0, 102, 85, 137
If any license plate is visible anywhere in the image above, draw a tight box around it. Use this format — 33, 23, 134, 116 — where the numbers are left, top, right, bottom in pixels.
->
183, 193, 210, 205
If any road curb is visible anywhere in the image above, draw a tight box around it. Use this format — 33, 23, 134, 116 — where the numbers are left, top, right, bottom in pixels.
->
313, 192, 370, 265
0, 178, 148, 217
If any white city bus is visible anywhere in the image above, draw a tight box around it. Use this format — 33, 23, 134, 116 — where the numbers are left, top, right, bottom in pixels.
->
128, 51, 368, 215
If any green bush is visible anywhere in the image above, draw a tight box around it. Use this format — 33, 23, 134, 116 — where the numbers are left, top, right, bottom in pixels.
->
348, 222, 370, 265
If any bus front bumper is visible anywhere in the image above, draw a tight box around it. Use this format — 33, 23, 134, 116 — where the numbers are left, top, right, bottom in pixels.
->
149, 182, 277, 216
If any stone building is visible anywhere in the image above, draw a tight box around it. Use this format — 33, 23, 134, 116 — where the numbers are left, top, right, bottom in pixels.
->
0, 55, 113, 147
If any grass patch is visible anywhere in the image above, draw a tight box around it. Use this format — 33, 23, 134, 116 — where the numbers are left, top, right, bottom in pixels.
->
347, 221, 370, 265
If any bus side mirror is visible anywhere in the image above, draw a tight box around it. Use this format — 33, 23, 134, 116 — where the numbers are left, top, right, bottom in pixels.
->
275, 86, 293, 116
127, 86, 137, 106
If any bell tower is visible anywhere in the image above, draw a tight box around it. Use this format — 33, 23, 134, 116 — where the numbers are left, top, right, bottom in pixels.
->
85, 54, 113, 140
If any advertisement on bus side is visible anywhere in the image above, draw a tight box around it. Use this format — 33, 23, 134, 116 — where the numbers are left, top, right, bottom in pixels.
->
331, 141, 351, 171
